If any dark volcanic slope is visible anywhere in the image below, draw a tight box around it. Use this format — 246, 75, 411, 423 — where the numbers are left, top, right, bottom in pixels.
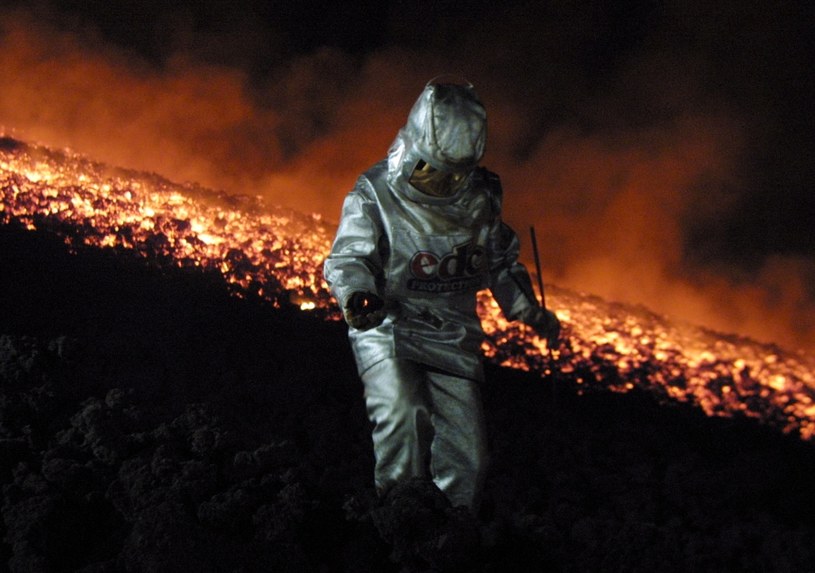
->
1, 223, 814, 573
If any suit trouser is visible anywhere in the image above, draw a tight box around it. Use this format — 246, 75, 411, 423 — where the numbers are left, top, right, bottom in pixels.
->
360, 358, 488, 511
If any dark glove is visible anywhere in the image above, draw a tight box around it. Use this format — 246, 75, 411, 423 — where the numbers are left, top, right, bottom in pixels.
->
344, 291, 386, 331
527, 306, 561, 348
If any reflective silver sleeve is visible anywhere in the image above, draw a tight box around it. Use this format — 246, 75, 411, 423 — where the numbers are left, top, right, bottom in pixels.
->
323, 180, 383, 309
487, 220, 539, 322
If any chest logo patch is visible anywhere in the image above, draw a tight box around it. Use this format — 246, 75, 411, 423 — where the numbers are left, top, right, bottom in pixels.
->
407, 241, 486, 293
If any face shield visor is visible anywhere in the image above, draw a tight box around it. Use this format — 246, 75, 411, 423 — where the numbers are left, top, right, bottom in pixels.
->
408, 158, 471, 197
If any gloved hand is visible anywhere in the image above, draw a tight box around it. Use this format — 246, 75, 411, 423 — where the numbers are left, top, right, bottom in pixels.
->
527, 306, 561, 348
344, 291, 387, 331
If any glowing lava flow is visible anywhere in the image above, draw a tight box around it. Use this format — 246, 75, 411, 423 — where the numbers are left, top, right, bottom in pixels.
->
0, 135, 335, 312
2, 135, 814, 440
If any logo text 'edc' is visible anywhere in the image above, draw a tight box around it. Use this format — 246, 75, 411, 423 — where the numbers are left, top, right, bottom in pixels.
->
407, 241, 485, 293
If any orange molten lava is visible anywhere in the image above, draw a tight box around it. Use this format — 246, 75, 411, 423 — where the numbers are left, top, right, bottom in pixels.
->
2, 135, 814, 440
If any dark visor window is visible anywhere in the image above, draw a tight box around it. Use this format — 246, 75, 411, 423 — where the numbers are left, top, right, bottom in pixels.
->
408, 159, 468, 197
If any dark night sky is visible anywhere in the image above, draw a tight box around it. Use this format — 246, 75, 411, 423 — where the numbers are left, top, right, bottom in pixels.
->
1, 0, 814, 352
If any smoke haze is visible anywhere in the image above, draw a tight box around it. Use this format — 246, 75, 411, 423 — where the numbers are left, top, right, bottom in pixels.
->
1, 2, 813, 353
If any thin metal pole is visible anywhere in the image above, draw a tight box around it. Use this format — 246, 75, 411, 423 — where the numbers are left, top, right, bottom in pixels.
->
530, 225, 557, 406
529, 226, 546, 308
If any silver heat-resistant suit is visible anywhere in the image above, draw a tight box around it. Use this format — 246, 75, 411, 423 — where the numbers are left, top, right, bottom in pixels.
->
324, 81, 559, 511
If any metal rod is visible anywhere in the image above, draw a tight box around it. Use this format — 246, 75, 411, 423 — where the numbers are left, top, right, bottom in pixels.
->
530, 225, 557, 406
529, 226, 546, 309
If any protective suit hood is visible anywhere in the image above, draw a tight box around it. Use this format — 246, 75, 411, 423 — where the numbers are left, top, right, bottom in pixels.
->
387, 81, 487, 202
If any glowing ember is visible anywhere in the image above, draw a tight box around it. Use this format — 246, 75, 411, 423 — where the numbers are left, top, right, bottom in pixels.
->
2, 135, 814, 440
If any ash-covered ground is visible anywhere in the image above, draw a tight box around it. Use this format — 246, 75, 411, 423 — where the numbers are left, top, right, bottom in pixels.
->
1, 223, 814, 573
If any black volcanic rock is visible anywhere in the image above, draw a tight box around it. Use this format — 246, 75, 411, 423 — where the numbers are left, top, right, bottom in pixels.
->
1, 223, 815, 572
367, 478, 481, 572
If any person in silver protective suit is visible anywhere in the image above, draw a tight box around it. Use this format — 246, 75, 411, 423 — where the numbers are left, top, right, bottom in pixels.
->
323, 79, 560, 512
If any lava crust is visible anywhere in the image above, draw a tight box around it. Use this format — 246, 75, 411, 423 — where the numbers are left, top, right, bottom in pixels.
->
2, 224, 815, 572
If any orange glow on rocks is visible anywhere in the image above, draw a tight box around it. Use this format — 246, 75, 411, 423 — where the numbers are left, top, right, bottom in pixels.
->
2, 135, 814, 441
